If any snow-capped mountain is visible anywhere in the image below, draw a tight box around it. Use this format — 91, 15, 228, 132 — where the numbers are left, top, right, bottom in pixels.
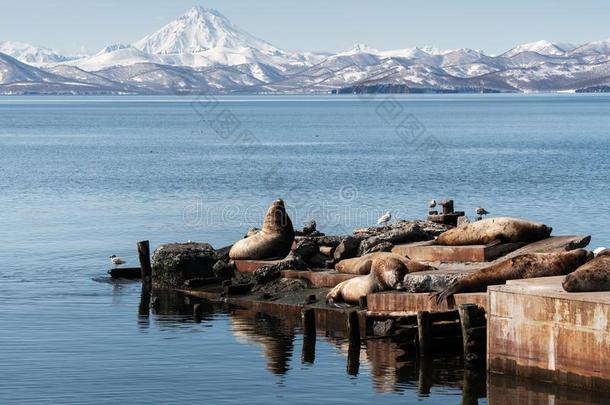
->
0, 52, 135, 94
133, 6, 281, 58
2, 6, 610, 94
501, 40, 574, 57
0, 41, 81, 67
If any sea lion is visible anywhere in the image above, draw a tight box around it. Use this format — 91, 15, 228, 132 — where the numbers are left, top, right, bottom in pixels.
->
326, 255, 408, 305
229, 199, 295, 260
433, 249, 593, 304
562, 255, 610, 292
436, 217, 552, 246
335, 252, 436, 275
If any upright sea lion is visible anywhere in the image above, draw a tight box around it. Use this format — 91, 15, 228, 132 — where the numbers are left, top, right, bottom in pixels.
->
326, 255, 408, 305
436, 217, 552, 246
335, 252, 436, 275
229, 199, 295, 260
433, 249, 592, 304
562, 255, 610, 292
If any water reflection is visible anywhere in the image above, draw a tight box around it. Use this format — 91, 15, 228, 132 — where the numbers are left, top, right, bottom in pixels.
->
230, 310, 296, 375
140, 290, 610, 404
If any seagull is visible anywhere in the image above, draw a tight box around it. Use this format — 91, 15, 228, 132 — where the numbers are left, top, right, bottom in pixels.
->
475, 207, 489, 216
428, 200, 437, 209
109, 255, 126, 268
377, 211, 392, 226
593, 247, 608, 257
475, 207, 489, 221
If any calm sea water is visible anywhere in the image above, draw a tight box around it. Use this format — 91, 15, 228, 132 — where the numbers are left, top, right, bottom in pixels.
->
1, 94, 609, 404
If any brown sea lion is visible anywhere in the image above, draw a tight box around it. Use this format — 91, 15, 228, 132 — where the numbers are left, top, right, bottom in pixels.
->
335, 252, 436, 275
433, 249, 593, 304
562, 255, 610, 292
229, 199, 295, 260
326, 255, 408, 305
436, 217, 552, 246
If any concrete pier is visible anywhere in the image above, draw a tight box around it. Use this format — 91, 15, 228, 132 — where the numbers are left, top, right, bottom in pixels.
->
488, 276, 610, 392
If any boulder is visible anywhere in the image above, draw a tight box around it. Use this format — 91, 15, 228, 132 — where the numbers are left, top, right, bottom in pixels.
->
333, 236, 361, 261
152, 242, 217, 288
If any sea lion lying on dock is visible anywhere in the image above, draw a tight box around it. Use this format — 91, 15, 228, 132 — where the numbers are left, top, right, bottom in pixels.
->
562, 255, 610, 292
326, 255, 408, 305
436, 217, 552, 246
335, 252, 436, 275
229, 199, 295, 260
433, 249, 593, 304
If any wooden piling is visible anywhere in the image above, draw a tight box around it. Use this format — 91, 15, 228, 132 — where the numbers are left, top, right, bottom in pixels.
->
417, 311, 431, 357
346, 310, 361, 375
301, 308, 316, 364
347, 310, 360, 343
458, 304, 487, 365
138, 285, 150, 317
193, 303, 203, 323
358, 296, 367, 310
137, 240, 152, 289
301, 308, 316, 338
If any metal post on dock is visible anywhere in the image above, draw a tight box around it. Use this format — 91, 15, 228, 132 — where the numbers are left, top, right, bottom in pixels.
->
301, 308, 316, 364
137, 240, 152, 289
458, 304, 487, 365
417, 311, 431, 357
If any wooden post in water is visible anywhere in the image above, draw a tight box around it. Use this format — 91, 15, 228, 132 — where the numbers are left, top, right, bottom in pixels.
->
458, 304, 487, 365
417, 311, 431, 357
346, 310, 361, 375
137, 240, 152, 289
302, 308, 316, 338
193, 303, 203, 323
301, 308, 316, 364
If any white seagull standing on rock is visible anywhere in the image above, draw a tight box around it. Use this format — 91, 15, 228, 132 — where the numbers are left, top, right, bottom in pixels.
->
109, 255, 126, 268
428, 200, 437, 209
377, 211, 392, 226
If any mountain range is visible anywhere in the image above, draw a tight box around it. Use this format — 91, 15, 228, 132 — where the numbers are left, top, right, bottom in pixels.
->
1, 6, 610, 95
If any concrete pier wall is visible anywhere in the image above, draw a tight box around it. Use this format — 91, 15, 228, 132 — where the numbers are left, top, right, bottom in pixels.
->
488, 276, 610, 392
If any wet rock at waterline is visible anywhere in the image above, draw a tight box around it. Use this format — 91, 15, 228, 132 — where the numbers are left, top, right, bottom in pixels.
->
152, 242, 216, 288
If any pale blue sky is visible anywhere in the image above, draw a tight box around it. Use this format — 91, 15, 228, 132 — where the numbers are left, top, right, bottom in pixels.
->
1, 0, 609, 55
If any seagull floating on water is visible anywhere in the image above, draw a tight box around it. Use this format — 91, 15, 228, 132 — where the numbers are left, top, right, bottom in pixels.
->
377, 211, 392, 226
109, 255, 126, 268
428, 200, 437, 209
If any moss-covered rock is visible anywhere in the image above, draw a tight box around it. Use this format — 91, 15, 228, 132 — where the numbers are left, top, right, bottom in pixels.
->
152, 242, 217, 288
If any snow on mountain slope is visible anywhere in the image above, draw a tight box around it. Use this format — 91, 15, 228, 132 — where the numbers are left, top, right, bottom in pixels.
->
4, 4, 610, 94
568, 38, 610, 57
69, 45, 158, 71
0, 52, 67, 83
134, 6, 277, 55
0, 41, 82, 66
502, 40, 572, 57
45, 65, 135, 90
131, 6, 299, 69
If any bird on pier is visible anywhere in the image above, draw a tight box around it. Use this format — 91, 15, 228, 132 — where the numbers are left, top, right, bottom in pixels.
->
475, 207, 489, 221
377, 211, 392, 226
109, 255, 126, 268
428, 199, 437, 209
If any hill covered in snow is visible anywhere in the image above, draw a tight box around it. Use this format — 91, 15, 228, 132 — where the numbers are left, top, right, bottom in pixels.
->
2, 6, 610, 94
